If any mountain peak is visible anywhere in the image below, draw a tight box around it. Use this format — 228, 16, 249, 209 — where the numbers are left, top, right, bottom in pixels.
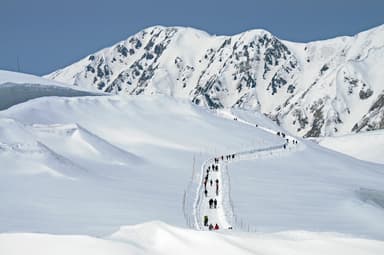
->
45, 25, 384, 137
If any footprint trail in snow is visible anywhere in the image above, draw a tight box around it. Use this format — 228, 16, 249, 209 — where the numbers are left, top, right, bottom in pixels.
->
194, 111, 301, 231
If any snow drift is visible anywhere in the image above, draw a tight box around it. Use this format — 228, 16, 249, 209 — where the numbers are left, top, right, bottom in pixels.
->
0, 70, 102, 110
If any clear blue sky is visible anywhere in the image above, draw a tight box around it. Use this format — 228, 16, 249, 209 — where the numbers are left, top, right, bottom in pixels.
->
1, 0, 383, 76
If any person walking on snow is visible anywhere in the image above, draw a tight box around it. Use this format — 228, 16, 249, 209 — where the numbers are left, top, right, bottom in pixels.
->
210, 179, 213, 186
204, 189, 208, 197
209, 224, 214, 231
213, 199, 217, 208
203, 215, 208, 226
209, 198, 214, 209
214, 224, 219, 230
215, 179, 219, 196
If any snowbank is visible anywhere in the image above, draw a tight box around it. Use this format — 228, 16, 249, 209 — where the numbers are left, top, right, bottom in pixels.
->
1, 221, 383, 255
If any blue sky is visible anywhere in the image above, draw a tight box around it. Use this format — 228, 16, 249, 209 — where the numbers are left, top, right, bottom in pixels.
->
1, 0, 383, 75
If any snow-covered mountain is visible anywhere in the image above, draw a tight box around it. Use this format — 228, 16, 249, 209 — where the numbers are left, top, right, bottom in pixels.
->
45, 25, 384, 137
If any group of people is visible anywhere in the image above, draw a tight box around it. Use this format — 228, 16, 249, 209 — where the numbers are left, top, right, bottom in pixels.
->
202, 159, 223, 231
203, 215, 220, 230
276, 131, 299, 149
203, 167, 220, 197
214, 154, 235, 163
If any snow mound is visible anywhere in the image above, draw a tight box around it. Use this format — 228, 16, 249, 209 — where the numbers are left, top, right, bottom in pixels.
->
1, 221, 384, 255
32, 123, 142, 167
0, 118, 84, 178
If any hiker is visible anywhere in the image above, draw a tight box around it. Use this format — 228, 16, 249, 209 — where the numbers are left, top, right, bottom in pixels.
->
283, 144, 286, 149
216, 165, 219, 171
209, 198, 214, 209
214, 224, 219, 230
210, 179, 213, 186
204, 179, 207, 189
204, 189, 208, 197
204, 215, 208, 226
209, 224, 214, 231
215, 179, 219, 196
232, 154, 235, 159
213, 199, 217, 208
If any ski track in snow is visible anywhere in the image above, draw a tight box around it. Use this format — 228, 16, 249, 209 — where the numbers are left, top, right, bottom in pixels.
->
194, 111, 302, 231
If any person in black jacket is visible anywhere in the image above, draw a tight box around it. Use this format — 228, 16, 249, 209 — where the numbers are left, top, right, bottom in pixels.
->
209, 198, 214, 209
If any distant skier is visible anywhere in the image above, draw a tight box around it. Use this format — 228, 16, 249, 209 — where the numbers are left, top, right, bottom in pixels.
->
209, 224, 214, 231
232, 154, 235, 159
210, 179, 213, 186
283, 144, 286, 149
213, 199, 217, 209
204, 189, 208, 197
204, 215, 209, 226
209, 198, 214, 209
214, 224, 219, 230
204, 179, 207, 189
215, 179, 219, 196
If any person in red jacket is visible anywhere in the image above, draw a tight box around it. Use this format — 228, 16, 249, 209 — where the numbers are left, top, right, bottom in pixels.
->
214, 224, 219, 230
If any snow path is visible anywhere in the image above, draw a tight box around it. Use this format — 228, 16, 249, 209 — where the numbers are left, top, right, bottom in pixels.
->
193, 110, 301, 231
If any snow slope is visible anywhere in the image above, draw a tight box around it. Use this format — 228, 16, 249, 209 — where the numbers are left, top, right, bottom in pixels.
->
316, 130, 384, 164
1, 222, 384, 255
0, 70, 102, 110
45, 25, 384, 137
0, 95, 283, 235
0, 94, 383, 241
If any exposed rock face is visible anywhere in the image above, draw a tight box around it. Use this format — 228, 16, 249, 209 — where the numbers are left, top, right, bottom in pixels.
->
46, 25, 384, 137
353, 93, 384, 132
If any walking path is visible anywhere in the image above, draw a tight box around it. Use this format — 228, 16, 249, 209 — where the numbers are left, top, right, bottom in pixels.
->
193, 111, 301, 231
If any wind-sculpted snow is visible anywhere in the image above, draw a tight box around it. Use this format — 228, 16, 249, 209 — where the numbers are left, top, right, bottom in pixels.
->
0, 82, 101, 110
1, 221, 384, 255
0, 70, 103, 110
46, 25, 384, 137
